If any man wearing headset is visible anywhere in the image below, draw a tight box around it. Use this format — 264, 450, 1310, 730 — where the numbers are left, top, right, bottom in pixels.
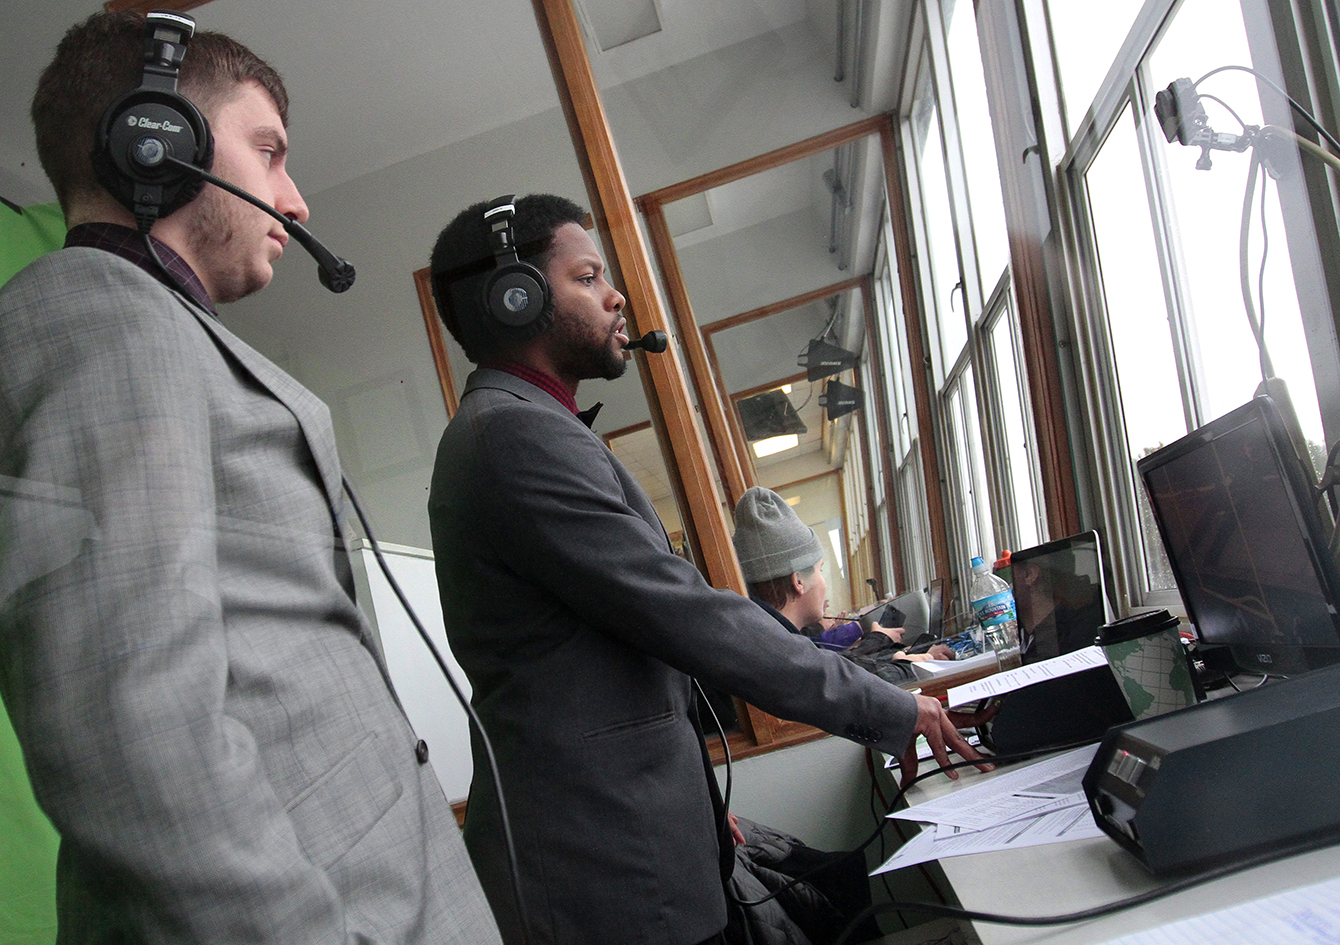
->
0, 13, 499, 944
427, 194, 992, 945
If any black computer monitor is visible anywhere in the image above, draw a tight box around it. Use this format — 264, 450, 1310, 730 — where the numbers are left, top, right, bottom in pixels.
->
1138, 394, 1340, 675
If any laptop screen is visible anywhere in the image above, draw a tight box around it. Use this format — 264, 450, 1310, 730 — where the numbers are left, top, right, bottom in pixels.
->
925, 577, 945, 643
1010, 531, 1111, 662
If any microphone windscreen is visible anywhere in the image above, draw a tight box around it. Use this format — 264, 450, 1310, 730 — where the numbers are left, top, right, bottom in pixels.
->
628, 329, 668, 353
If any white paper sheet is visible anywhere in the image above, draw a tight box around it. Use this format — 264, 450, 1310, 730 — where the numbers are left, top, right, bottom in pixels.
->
873, 746, 1103, 874
944, 646, 1109, 707
1094, 874, 1340, 944
873, 803, 1105, 873
889, 745, 1097, 830
910, 650, 999, 680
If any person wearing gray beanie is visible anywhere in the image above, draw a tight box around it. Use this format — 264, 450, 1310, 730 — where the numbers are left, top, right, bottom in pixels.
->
732, 487, 957, 680
732, 486, 824, 584
731, 486, 843, 648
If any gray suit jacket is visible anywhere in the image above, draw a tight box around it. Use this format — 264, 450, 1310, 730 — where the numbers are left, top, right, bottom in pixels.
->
0, 249, 501, 944
428, 368, 919, 945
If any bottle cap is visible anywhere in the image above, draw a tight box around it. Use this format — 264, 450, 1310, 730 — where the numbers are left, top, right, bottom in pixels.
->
970, 556, 986, 569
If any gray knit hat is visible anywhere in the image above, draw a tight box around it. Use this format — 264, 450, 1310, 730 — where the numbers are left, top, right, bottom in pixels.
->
732, 486, 824, 583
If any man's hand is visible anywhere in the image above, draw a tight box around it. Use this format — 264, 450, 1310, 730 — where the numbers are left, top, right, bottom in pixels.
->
727, 812, 745, 846
897, 696, 999, 789
869, 621, 905, 643
926, 643, 955, 661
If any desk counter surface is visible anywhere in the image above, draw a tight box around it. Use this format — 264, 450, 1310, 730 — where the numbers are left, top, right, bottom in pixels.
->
900, 760, 1340, 944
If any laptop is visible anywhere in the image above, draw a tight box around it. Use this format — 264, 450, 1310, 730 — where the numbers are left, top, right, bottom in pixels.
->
986, 531, 1133, 752
1009, 531, 1113, 662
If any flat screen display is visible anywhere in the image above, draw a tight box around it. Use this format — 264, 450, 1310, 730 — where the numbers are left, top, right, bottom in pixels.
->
1138, 395, 1340, 673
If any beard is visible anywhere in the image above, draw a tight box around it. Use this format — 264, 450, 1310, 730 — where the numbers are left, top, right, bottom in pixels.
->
183, 184, 272, 304
548, 306, 628, 382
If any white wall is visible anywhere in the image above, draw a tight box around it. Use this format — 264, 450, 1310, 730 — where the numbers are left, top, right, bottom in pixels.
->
721, 735, 887, 851
349, 541, 475, 803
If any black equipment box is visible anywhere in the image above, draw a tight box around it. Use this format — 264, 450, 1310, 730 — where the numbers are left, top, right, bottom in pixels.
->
1082, 661, 1340, 876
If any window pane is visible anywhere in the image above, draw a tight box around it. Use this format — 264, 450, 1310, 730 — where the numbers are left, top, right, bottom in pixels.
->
914, 93, 968, 370
961, 365, 997, 558
860, 357, 885, 508
1085, 105, 1186, 587
1147, 0, 1323, 453
944, 0, 1010, 289
899, 454, 930, 590
990, 307, 1042, 550
945, 372, 994, 562
876, 264, 908, 457
1047, 0, 1147, 138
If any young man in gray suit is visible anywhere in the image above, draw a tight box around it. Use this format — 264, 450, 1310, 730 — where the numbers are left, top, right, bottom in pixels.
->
427, 194, 991, 945
0, 12, 500, 944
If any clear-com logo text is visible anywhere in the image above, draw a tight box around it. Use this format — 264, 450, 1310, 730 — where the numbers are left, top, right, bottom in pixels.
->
126, 115, 184, 133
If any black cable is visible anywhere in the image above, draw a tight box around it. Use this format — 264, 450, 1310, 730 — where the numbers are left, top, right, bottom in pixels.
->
867, 746, 951, 918
1196, 93, 1249, 133
1225, 668, 1272, 692
830, 824, 1340, 944
141, 232, 198, 305
791, 381, 817, 414
340, 477, 532, 945
694, 678, 734, 845
1194, 64, 1340, 154
865, 748, 912, 930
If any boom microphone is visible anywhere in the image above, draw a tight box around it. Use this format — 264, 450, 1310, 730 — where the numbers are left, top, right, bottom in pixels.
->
624, 330, 668, 353
163, 154, 356, 292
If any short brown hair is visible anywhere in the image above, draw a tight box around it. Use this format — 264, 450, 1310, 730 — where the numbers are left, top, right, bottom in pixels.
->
32, 11, 290, 215
746, 564, 816, 610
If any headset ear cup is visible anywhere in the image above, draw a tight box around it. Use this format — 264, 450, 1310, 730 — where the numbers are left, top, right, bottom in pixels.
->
483, 260, 554, 340
94, 87, 214, 221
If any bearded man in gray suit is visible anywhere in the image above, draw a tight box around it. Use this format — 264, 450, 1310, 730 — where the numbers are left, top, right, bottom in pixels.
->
427, 194, 992, 945
0, 12, 500, 944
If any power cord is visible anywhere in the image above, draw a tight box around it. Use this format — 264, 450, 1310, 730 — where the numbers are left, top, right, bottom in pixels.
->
1158, 65, 1340, 391
694, 677, 735, 853
341, 477, 532, 945
830, 802, 1340, 944
1194, 65, 1340, 154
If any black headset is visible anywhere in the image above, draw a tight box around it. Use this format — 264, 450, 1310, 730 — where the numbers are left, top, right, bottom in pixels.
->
480, 194, 555, 339
93, 11, 214, 233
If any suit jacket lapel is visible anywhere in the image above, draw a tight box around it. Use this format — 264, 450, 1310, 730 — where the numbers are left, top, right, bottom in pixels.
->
190, 308, 347, 523
463, 369, 672, 550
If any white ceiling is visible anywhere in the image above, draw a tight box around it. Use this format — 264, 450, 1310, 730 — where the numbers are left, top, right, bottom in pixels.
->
1, 0, 820, 207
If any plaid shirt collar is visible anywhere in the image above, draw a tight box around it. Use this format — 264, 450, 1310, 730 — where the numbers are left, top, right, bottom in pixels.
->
65, 222, 216, 316
481, 359, 580, 416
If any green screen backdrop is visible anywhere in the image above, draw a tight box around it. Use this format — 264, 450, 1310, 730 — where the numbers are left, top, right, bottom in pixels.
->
2, 201, 66, 945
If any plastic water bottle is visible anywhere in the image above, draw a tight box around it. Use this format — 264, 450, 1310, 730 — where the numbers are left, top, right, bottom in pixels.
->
969, 556, 1020, 669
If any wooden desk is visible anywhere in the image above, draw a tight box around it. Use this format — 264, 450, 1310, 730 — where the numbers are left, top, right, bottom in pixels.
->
900, 762, 1340, 943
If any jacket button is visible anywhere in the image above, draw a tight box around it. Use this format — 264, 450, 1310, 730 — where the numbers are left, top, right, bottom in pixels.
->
415, 739, 430, 764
